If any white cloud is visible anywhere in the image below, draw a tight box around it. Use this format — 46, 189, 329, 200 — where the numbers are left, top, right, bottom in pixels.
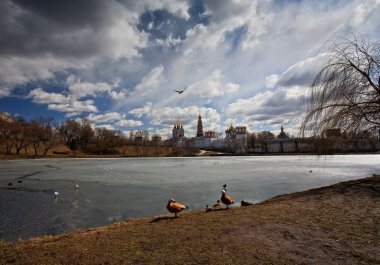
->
0, 0, 148, 89
66, 75, 113, 99
225, 85, 307, 128
28, 88, 97, 116
116, 119, 144, 127
2, 0, 380, 135
95, 124, 116, 131
48, 100, 97, 116
265, 53, 328, 88
86, 112, 125, 123
127, 0, 190, 20
29, 88, 71, 104
351, 0, 380, 26
128, 104, 222, 138
133, 65, 166, 94
0, 86, 12, 98
189, 70, 239, 98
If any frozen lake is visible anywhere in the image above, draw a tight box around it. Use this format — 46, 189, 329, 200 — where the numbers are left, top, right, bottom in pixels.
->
1, 155, 379, 241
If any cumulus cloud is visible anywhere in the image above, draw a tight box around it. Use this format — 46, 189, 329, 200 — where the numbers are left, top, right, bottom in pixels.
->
47, 100, 97, 117
116, 119, 144, 127
95, 124, 116, 131
86, 112, 125, 123
189, 70, 239, 98
128, 104, 222, 137
1, 0, 380, 134
265, 53, 327, 89
28, 88, 97, 116
0, 87, 13, 98
225, 86, 306, 128
133, 64, 166, 94
28, 88, 71, 104
66, 75, 113, 99
0, 0, 147, 88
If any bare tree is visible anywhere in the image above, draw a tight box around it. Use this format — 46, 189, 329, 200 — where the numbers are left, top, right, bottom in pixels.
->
11, 117, 29, 156
0, 113, 15, 147
32, 116, 57, 156
300, 35, 380, 138
79, 118, 94, 150
58, 119, 81, 153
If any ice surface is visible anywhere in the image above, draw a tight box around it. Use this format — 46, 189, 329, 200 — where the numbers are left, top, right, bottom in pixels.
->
0, 155, 379, 241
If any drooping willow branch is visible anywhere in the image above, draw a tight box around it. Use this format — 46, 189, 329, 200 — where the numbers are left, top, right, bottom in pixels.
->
300, 34, 380, 138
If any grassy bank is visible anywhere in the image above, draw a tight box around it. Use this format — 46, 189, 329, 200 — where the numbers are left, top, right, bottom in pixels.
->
1, 176, 379, 264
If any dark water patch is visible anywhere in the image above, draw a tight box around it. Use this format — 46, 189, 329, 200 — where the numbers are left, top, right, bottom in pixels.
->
0, 189, 69, 242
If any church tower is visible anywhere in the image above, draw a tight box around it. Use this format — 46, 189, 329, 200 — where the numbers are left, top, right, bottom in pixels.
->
196, 114, 204, 137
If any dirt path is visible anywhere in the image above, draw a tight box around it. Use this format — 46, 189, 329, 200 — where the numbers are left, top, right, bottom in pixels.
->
1, 176, 379, 264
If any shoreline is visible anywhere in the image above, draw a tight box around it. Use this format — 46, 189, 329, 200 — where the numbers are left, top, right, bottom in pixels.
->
1, 175, 379, 264
1, 151, 379, 161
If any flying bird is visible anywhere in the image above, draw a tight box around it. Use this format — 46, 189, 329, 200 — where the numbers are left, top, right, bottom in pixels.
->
221, 189, 234, 209
174, 86, 188, 94
166, 198, 189, 218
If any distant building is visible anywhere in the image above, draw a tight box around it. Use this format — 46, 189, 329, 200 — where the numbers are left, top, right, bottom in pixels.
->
172, 121, 185, 141
277, 126, 289, 139
205, 131, 216, 138
196, 114, 204, 137
152, 134, 162, 143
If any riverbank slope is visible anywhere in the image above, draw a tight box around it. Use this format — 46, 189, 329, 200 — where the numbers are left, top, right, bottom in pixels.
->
1, 176, 379, 264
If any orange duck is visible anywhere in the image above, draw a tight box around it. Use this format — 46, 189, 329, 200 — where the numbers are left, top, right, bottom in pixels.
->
167, 198, 188, 218
221, 189, 234, 209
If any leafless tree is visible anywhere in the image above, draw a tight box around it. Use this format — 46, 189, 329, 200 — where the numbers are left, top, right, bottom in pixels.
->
58, 119, 81, 153
0, 112, 15, 147
11, 117, 29, 156
32, 116, 57, 156
79, 118, 94, 150
300, 34, 380, 138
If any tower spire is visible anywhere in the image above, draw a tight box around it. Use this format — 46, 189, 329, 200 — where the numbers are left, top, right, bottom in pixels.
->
197, 113, 203, 137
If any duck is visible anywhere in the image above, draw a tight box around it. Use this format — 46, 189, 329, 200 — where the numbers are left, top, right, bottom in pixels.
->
241, 200, 253, 206
205, 204, 212, 212
75, 184, 79, 190
166, 198, 189, 218
213, 200, 221, 208
53, 191, 59, 198
221, 189, 234, 209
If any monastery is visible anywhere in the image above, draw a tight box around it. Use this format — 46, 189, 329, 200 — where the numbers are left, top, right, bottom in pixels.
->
170, 115, 380, 154
172, 114, 248, 154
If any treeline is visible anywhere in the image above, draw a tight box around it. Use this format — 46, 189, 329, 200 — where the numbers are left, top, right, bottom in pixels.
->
0, 112, 194, 157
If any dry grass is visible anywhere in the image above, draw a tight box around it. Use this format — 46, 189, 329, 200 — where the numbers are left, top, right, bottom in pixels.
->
1, 176, 379, 264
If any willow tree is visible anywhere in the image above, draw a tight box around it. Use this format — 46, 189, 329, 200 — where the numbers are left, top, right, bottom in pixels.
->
300, 35, 380, 139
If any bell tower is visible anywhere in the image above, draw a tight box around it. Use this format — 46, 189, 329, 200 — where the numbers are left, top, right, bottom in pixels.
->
197, 114, 204, 137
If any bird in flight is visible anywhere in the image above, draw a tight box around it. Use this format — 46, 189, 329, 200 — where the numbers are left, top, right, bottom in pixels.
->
174, 86, 188, 94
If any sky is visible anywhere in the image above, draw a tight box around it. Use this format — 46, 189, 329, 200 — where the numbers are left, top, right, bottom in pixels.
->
0, 0, 379, 139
